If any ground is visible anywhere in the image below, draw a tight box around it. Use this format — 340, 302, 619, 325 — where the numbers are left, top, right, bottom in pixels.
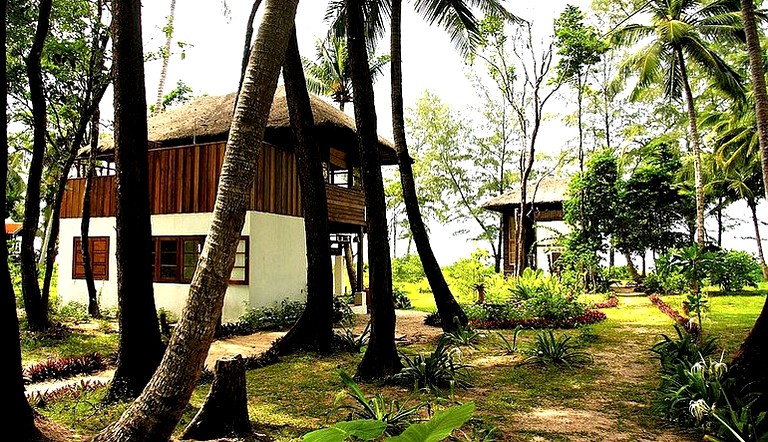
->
26, 292, 761, 441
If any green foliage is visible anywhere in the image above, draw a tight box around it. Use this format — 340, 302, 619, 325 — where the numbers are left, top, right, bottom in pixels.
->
330, 370, 426, 436
495, 326, 524, 354
334, 322, 370, 354
56, 301, 89, 324
554, 5, 606, 83
394, 336, 472, 395
708, 250, 762, 292
239, 299, 305, 331
650, 325, 718, 375
521, 329, 592, 368
393, 286, 415, 310
392, 254, 427, 285
442, 318, 484, 348
304, 402, 475, 442
443, 250, 495, 300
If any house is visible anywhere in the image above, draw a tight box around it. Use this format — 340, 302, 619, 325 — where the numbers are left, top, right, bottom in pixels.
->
482, 176, 571, 275
58, 87, 397, 321
5, 219, 22, 260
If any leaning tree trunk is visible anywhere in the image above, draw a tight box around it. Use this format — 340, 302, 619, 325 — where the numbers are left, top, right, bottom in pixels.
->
346, 0, 402, 380
269, 27, 335, 355
747, 199, 768, 281
390, 0, 466, 332
344, 243, 357, 291
82, 109, 101, 318
1, 0, 42, 436
677, 49, 706, 248
92, 1, 299, 440
732, 0, 768, 399
104, 0, 164, 402
152, 0, 176, 114
20, 0, 54, 332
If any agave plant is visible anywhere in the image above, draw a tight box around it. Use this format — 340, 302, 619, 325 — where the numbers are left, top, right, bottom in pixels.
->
521, 329, 592, 368
393, 336, 472, 395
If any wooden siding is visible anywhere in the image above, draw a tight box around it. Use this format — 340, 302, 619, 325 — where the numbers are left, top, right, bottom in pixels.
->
61, 142, 366, 226
326, 185, 366, 226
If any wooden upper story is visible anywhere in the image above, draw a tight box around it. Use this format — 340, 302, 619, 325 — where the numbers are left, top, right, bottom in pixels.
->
61, 87, 396, 232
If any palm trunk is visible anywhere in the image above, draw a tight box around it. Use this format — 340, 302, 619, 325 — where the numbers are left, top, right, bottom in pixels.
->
731, 0, 768, 401
346, 0, 402, 380
20, 0, 54, 331
344, 243, 357, 291
677, 48, 706, 248
390, 0, 466, 331
82, 110, 101, 318
104, 0, 163, 402
270, 28, 334, 355
747, 199, 768, 280
624, 252, 641, 285
92, 1, 298, 439
153, 0, 176, 114
1, 0, 41, 436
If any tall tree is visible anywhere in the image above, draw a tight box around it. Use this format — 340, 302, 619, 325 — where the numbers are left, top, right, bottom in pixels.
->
81, 108, 102, 318
270, 28, 335, 355
730, 0, 768, 398
611, 0, 745, 248
19, 0, 54, 331
92, 1, 299, 439
105, 0, 164, 401
2, 0, 42, 437
153, 0, 177, 115
345, 0, 402, 380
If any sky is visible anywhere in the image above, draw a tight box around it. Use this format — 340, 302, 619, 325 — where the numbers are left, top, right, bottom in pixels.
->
132, 0, 763, 266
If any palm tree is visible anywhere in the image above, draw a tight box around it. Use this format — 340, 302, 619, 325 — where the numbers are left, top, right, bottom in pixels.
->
303, 35, 390, 112
92, 1, 300, 440
731, 0, 768, 403
390, 0, 516, 331
152, 0, 176, 115
612, 0, 745, 248
344, 0, 403, 381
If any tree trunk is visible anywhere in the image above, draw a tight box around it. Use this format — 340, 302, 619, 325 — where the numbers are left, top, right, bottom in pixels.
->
20, 0, 54, 332
92, 1, 298, 439
105, 0, 164, 402
731, 0, 768, 401
624, 252, 642, 285
179, 355, 251, 440
747, 199, 768, 281
677, 48, 706, 248
344, 243, 357, 291
82, 110, 101, 318
346, 0, 402, 380
269, 28, 335, 355
1, 1, 42, 436
390, 0, 466, 332
153, 0, 176, 114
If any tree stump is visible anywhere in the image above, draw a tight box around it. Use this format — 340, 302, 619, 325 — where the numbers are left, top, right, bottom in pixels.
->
180, 354, 251, 440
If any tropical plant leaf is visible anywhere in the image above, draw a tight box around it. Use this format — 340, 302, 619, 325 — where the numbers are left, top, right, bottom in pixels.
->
386, 402, 475, 442
303, 419, 387, 442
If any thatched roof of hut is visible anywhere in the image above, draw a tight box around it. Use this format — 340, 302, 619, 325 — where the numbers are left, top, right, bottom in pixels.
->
86, 86, 397, 165
482, 176, 571, 212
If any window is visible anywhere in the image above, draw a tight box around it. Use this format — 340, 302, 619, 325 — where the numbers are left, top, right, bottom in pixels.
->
150, 236, 248, 285
73, 237, 109, 280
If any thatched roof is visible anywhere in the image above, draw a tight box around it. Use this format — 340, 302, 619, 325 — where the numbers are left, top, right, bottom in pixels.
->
482, 176, 571, 212
87, 86, 397, 165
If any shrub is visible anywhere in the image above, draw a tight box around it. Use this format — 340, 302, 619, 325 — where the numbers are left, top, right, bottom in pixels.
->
24, 353, 107, 384
57, 301, 89, 323
521, 329, 592, 368
329, 369, 426, 436
333, 297, 357, 327
650, 324, 717, 375
393, 335, 472, 395
392, 286, 413, 310
333, 322, 370, 354
423, 311, 441, 327
709, 250, 762, 292
391, 253, 426, 285
442, 317, 484, 348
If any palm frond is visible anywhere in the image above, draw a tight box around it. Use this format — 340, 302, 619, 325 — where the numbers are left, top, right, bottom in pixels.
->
413, 0, 479, 57
681, 34, 745, 102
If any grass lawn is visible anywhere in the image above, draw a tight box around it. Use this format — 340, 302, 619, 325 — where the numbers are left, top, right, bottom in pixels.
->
26, 291, 766, 441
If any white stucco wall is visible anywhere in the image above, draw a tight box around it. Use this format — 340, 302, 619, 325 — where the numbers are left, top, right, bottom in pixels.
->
57, 211, 308, 322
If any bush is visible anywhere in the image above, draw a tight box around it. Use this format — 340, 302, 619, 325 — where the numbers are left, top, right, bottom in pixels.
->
393, 335, 472, 395
392, 286, 413, 310
57, 301, 89, 323
709, 250, 762, 292
521, 329, 592, 368
391, 253, 426, 285
24, 353, 107, 384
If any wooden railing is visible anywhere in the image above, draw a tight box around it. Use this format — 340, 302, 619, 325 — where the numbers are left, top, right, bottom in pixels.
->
325, 184, 366, 226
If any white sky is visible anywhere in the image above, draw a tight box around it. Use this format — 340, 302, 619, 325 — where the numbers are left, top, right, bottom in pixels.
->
131, 0, 761, 265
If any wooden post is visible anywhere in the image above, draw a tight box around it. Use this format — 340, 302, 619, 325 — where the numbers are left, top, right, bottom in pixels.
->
180, 355, 251, 440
